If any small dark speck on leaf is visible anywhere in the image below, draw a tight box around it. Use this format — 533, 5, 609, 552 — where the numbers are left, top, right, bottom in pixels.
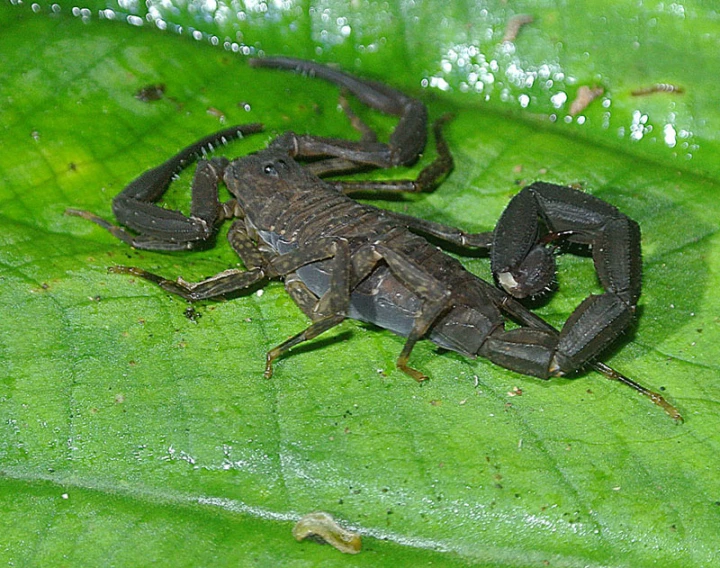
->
184, 306, 201, 322
135, 84, 166, 102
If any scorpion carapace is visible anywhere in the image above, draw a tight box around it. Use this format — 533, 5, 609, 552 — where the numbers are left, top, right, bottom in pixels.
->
66, 57, 681, 421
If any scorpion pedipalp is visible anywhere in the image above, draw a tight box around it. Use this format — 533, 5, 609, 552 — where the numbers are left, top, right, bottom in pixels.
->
249, 56, 427, 168
66, 123, 264, 251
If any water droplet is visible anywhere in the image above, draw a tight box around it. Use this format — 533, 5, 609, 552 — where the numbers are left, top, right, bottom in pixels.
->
550, 92, 567, 109
663, 124, 677, 147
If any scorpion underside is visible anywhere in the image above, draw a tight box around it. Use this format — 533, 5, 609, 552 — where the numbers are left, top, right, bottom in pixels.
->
67, 57, 681, 420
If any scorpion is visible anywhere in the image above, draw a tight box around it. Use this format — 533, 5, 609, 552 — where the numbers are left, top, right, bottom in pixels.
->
66, 57, 681, 421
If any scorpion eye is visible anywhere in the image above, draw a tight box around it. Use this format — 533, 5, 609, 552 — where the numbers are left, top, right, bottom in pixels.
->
263, 163, 278, 176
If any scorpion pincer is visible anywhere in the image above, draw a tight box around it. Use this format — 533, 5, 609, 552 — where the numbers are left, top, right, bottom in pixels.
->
66, 57, 681, 420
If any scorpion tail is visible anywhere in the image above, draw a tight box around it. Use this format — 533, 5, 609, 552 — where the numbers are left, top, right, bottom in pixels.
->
478, 328, 558, 380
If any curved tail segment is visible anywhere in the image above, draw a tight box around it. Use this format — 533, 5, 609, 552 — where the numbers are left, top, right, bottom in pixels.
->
490, 182, 642, 376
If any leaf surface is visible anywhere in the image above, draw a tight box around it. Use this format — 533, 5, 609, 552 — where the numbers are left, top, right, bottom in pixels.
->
1, 2, 719, 566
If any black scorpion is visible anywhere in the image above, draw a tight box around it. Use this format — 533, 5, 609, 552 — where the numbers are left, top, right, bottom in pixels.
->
67, 57, 680, 420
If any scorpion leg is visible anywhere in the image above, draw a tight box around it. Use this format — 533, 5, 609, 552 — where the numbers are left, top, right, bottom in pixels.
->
284, 274, 321, 319
491, 182, 642, 376
318, 114, 455, 194
261, 238, 353, 378
290, 95, 381, 178
107, 219, 271, 301
337, 91, 379, 144
348, 234, 454, 381
226, 215, 279, 274
108, 264, 267, 301
106, 226, 350, 316
379, 209, 494, 250
251, 56, 427, 168
376, 246, 452, 381
271, 232, 454, 381
66, 124, 263, 250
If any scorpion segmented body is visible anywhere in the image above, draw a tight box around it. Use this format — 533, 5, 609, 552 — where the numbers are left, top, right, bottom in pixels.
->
67, 57, 680, 419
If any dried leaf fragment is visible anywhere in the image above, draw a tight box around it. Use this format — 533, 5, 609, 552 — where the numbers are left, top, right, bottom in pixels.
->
503, 14, 534, 42
569, 86, 604, 116
631, 83, 685, 96
292, 511, 361, 554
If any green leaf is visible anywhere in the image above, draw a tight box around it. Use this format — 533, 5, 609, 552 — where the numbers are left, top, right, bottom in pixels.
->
2, 2, 719, 566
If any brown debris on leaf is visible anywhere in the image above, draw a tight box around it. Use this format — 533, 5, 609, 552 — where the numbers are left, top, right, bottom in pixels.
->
292, 511, 361, 554
569, 86, 604, 116
503, 14, 534, 43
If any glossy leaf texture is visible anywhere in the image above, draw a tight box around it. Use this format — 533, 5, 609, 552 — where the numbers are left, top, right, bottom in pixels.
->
1, 2, 719, 566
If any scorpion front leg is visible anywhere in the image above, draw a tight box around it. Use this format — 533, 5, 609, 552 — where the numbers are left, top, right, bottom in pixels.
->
313, 114, 455, 195
261, 238, 353, 378
66, 124, 263, 251
107, 219, 274, 301
491, 182, 641, 376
